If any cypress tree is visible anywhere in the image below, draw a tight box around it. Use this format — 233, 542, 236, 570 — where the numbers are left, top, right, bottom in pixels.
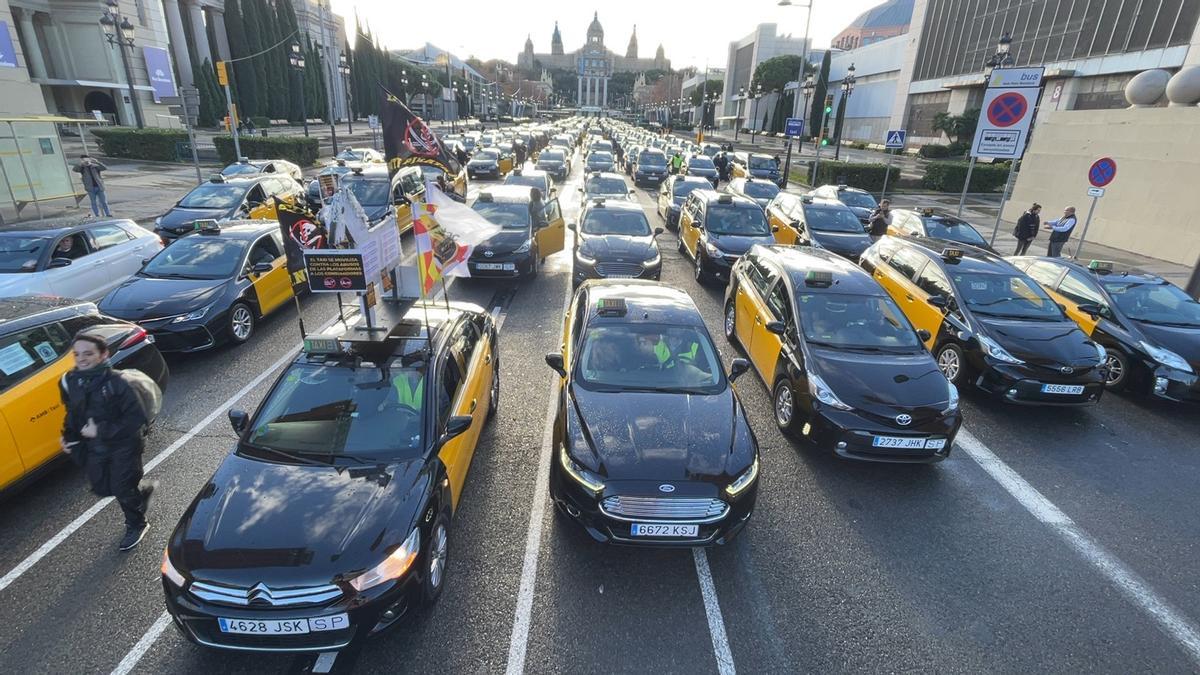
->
193, 60, 218, 127
833, 90, 848, 148
225, 0, 258, 119
241, 0, 267, 117
809, 51, 831, 140
258, 0, 285, 120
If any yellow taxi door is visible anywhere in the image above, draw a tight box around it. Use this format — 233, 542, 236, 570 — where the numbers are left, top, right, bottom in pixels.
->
1047, 270, 1102, 336
438, 325, 490, 510
910, 261, 956, 350
767, 198, 797, 245
250, 258, 293, 316
0, 419, 22, 491
747, 283, 783, 379
534, 198, 566, 257
0, 343, 74, 486
680, 201, 702, 254
499, 155, 514, 175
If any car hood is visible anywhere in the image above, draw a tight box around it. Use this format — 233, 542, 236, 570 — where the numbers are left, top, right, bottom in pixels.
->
361, 204, 392, 223
537, 160, 564, 167
843, 205, 873, 222
172, 453, 426, 587
100, 277, 228, 320
568, 387, 751, 484
709, 232, 776, 256
468, 158, 497, 167
474, 229, 530, 255
811, 229, 873, 258
159, 206, 232, 232
578, 234, 657, 261
688, 168, 718, 176
750, 168, 780, 178
976, 316, 1101, 367
809, 346, 950, 418
1133, 321, 1200, 367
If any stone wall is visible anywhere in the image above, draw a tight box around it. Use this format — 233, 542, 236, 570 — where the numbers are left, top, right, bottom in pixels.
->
1003, 107, 1200, 266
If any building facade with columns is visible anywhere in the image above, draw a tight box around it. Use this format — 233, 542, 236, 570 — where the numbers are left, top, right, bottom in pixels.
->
518, 12, 669, 109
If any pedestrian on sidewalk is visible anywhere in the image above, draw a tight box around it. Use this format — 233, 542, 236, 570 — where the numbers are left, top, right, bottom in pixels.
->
1013, 203, 1042, 255
714, 152, 729, 183
1044, 206, 1078, 258
868, 199, 893, 241
59, 333, 154, 551
74, 154, 111, 217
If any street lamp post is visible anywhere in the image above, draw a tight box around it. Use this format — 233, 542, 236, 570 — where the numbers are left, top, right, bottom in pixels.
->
778, 0, 814, 122
735, 86, 745, 141
962, 32, 1017, 218
834, 63, 855, 160
99, 0, 143, 129
289, 41, 308, 137
338, 53, 352, 135
799, 75, 815, 150
750, 83, 763, 145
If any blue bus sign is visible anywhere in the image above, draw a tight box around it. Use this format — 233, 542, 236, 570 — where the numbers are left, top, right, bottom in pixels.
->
784, 117, 805, 138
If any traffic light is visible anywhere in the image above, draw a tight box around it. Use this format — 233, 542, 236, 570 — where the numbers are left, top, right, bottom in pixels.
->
820, 136, 829, 146
823, 94, 833, 115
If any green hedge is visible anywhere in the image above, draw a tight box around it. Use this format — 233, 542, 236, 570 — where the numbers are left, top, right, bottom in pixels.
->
248, 116, 271, 129
91, 128, 188, 161
918, 143, 952, 158
808, 160, 891, 192
212, 135, 320, 167
921, 161, 1010, 192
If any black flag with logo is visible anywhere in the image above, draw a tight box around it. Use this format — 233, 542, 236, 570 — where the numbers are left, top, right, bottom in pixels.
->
274, 197, 328, 292
380, 86, 461, 178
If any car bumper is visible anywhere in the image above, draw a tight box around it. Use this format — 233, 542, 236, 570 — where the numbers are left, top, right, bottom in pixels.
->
134, 313, 231, 353
550, 466, 756, 547
634, 172, 667, 185
573, 256, 660, 285
1141, 364, 1200, 402
973, 361, 1105, 405
466, 251, 536, 278
467, 167, 500, 179
803, 406, 961, 464
703, 252, 739, 281
163, 572, 421, 653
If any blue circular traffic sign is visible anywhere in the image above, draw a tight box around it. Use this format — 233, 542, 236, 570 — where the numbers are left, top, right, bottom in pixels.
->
1088, 157, 1117, 187
986, 92, 1028, 128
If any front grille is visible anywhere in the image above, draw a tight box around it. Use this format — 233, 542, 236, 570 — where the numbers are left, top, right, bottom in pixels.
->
190, 580, 343, 608
595, 262, 645, 278
601, 495, 728, 522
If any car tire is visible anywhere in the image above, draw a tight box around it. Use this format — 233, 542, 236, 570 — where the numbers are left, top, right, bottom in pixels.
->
487, 358, 500, 421
677, 237, 686, 255
228, 302, 255, 345
773, 379, 802, 438
528, 246, 540, 278
1103, 349, 1129, 390
694, 248, 709, 285
421, 507, 451, 607
935, 343, 968, 386
724, 299, 738, 345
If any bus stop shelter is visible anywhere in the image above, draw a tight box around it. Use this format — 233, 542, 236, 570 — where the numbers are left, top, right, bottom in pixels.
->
0, 116, 109, 224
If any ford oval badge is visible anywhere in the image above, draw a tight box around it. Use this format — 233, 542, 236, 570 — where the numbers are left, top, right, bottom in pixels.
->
658, 484, 675, 493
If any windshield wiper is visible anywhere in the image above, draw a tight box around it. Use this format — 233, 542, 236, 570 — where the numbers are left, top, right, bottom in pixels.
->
240, 441, 326, 466
1136, 319, 1200, 328
156, 272, 214, 280
618, 385, 713, 394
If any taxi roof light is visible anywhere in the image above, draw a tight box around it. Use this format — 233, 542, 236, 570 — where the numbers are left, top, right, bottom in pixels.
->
922, 207, 936, 217
237, 156, 250, 163
941, 247, 964, 263
477, 191, 494, 202
596, 297, 627, 317
836, 184, 848, 190
800, 195, 814, 204
208, 174, 225, 183
194, 219, 221, 234
717, 194, 733, 204
351, 167, 364, 175
592, 198, 606, 207
303, 335, 344, 355
804, 270, 834, 287
1088, 259, 1114, 274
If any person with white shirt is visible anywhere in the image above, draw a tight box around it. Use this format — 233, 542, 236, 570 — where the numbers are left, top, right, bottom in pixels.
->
1044, 206, 1077, 258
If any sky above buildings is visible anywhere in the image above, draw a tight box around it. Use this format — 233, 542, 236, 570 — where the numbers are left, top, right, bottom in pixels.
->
331, 0, 886, 69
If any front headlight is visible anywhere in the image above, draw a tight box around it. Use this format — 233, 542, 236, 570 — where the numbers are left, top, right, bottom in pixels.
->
1094, 343, 1107, 362
161, 548, 186, 588
943, 382, 959, 415
704, 242, 725, 259
808, 372, 852, 411
1140, 340, 1193, 373
559, 446, 605, 495
348, 526, 421, 592
979, 336, 1024, 365
171, 302, 215, 324
154, 216, 163, 227
642, 251, 661, 267
575, 249, 596, 265
724, 456, 759, 498
513, 239, 532, 254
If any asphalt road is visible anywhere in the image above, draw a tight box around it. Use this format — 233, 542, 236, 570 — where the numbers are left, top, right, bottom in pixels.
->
1, 142, 1199, 675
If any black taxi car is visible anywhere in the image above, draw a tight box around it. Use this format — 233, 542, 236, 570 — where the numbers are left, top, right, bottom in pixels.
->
656, 175, 712, 229
807, 184, 879, 224
888, 208, 994, 253
162, 299, 499, 652
678, 191, 777, 285
861, 237, 1106, 404
99, 221, 296, 351
155, 175, 303, 242
468, 186, 566, 278
765, 193, 872, 261
544, 281, 759, 546
1010, 257, 1200, 401
570, 198, 663, 287
723, 246, 960, 463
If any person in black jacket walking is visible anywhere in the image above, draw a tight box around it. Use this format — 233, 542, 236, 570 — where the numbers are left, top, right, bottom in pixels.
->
60, 333, 154, 551
868, 199, 893, 241
1013, 203, 1041, 255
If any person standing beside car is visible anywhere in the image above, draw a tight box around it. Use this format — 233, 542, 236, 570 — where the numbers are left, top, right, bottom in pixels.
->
74, 154, 111, 218
1013, 203, 1041, 255
868, 199, 893, 241
60, 333, 155, 551
1044, 206, 1078, 258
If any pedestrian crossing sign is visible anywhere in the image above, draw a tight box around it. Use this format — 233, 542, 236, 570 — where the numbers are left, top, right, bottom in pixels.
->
885, 130, 907, 149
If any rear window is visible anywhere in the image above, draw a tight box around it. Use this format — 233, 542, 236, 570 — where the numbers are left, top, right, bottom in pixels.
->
639, 152, 667, 166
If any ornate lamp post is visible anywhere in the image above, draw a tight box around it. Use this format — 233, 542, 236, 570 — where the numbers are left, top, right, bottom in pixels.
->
99, 0, 143, 128
985, 32, 1015, 73
289, 41, 308, 136
750, 83, 763, 144
735, 86, 746, 141
834, 63, 855, 160
799, 75, 815, 149
338, 53, 352, 134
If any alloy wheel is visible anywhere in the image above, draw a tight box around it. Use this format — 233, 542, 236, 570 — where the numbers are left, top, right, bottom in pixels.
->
231, 305, 253, 341
724, 303, 736, 339
775, 383, 794, 428
1104, 352, 1125, 387
429, 523, 448, 590
938, 349, 960, 382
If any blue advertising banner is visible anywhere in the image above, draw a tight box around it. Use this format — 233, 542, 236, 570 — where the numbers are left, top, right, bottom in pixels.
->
0, 22, 17, 69
142, 46, 176, 101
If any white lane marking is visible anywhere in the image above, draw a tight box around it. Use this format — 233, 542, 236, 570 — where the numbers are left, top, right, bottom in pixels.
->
957, 428, 1200, 666
491, 305, 506, 331
693, 548, 737, 675
109, 611, 171, 675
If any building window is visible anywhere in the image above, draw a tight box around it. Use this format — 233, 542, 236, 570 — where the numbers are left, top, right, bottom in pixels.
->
1072, 73, 1141, 111
906, 91, 950, 136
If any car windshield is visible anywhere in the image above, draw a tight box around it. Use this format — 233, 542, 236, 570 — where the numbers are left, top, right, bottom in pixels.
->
336, 149, 368, 161
341, 177, 391, 207
505, 175, 547, 190
178, 183, 247, 209
951, 272, 1062, 320
582, 210, 651, 236
588, 152, 613, 162
586, 176, 627, 195
839, 191, 878, 209
800, 293, 922, 350
742, 182, 780, 200
142, 236, 247, 279
706, 205, 771, 236
673, 181, 708, 198
688, 157, 715, 169
749, 156, 778, 171
577, 323, 724, 393
0, 235, 51, 273
805, 205, 865, 233
247, 361, 426, 458
475, 149, 500, 161
1102, 281, 1200, 327
472, 201, 530, 230
640, 153, 667, 167
539, 151, 565, 162
221, 164, 261, 176
922, 217, 988, 246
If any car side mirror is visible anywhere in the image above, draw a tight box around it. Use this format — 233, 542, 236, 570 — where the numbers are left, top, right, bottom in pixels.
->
550, 188, 557, 195
439, 415, 473, 446
729, 358, 750, 382
654, 227, 664, 236
577, 187, 583, 193
1056, 302, 1067, 313
1077, 303, 1102, 318
228, 409, 249, 434
629, 189, 636, 195
545, 352, 567, 377
927, 295, 948, 309
567, 223, 576, 231
48, 258, 72, 268
771, 225, 780, 233
765, 320, 786, 335
916, 329, 932, 342
252, 261, 273, 275
790, 220, 801, 229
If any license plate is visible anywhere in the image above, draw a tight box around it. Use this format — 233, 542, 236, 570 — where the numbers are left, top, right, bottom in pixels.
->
476, 263, 514, 271
631, 523, 698, 537
1041, 384, 1085, 395
872, 436, 927, 449
217, 613, 349, 635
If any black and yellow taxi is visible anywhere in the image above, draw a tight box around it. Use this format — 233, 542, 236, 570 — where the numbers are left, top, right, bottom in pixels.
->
466, 148, 513, 180
678, 191, 776, 284
339, 165, 430, 235
889, 208, 994, 253
220, 157, 303, 182
162, 299, 498, 652
579, 171, 635, 209
764, 192, 871, 260
570, 198, 662, 287
723, 246, 961, 463
155, 174, 303, 242
656, 175, 711, 229
0, 297, 168, 493
861, 237, 1107, 404
730, 152, 782, 185
99, 221, 296, 351
467, 186, 566, 278
544, 281, 759, 546
807, 184, 878, 224
1009, 257, 1200, 401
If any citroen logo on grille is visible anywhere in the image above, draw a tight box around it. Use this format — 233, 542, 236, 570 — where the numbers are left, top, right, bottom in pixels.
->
483, 250, 494, 257
1060, 366, 1074, 374
658, 484, 675, 493
895, 414, 913, 426
247, 583, 273, 606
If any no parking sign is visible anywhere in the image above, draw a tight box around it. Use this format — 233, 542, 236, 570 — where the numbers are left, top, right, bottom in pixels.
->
969, 67, 1044, 160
